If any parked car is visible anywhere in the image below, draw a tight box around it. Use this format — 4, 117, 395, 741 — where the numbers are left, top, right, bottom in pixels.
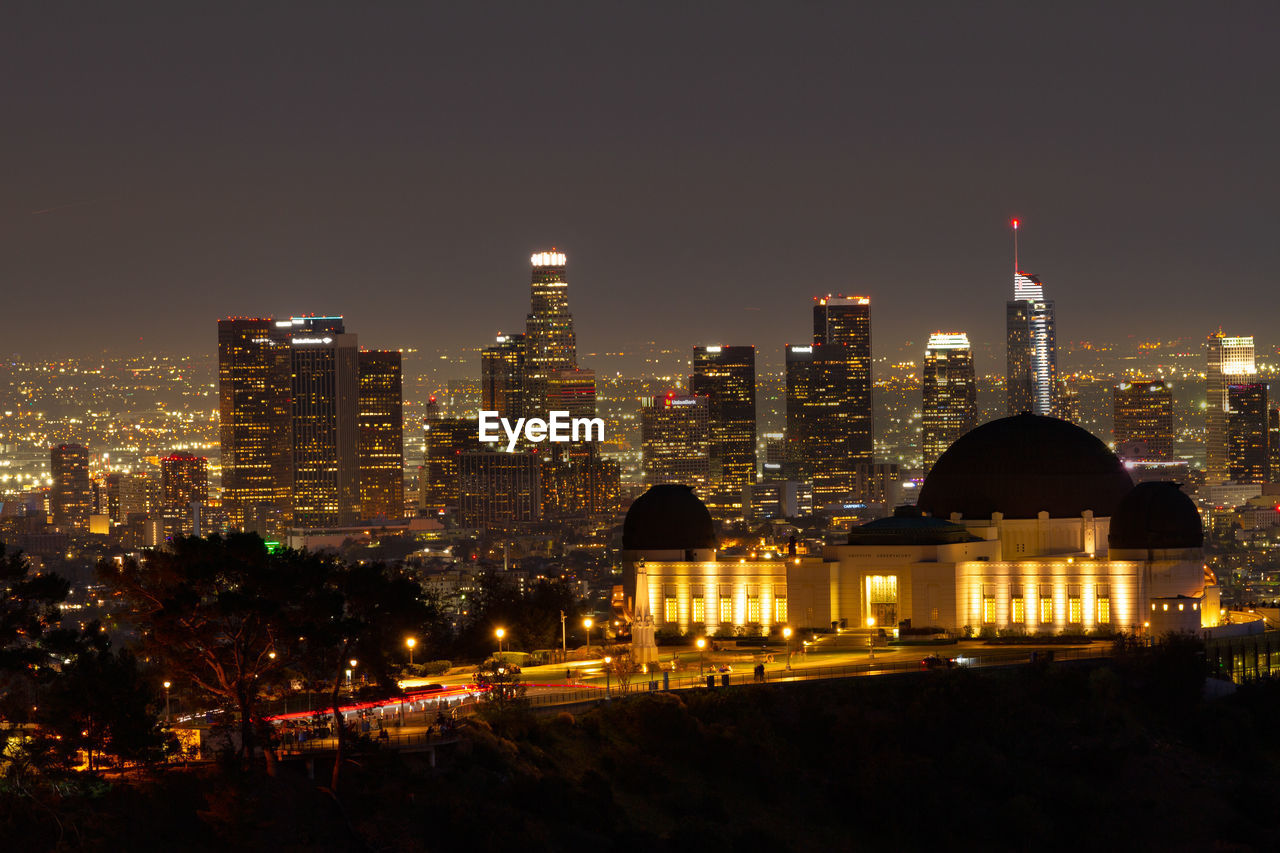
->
920, 655, 957, 670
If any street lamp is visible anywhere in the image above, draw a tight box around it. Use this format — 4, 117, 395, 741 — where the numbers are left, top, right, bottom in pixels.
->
406, 637, 417, 666
782, 627, 793, 671
348, 658, 359, 695
163, 681, 171, 723
696, 637, 706, 675
583, 617, 594, 654
866, 616, 876, 660
495, 627, 506, 656
603, 655, 612, 697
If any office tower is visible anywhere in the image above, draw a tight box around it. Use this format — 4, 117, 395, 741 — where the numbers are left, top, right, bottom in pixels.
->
357, 350, 405, 521
546, 367, 597, 419
481, 333, 526, 420
421, 417, 479, 513
807, 296, 873, 503
457, 451, 542, 528
690, 345, 757, 495
1227, 383, 1269, 484
1005, 220, 1059, 417
762, 433, 786, 466
1270, 406, 1280, 481
1113, 380, 1174, 461
640, 394, 711, 489
118, 473, 159, 521
50, 443, 91, 531
524, 250, 578, 415
1006, 274, 1058, 417
921, 333, 977, 471
218, 317, 293, 534
541, 455, 622, 519
1206, 332, 1257, 481
160, 452, 209, 510
288, 321, 360, 528
784, 344, 815, 474
852, 462, 903, 508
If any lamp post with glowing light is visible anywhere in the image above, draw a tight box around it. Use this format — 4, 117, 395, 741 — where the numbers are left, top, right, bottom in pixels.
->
783, 627, 793, 671
696, 637, 706, 675
163, 681, 171, 724
348, 658, 358, 697
583, 617, 594, 654
604, 655, 612, 697
495, 627, 506, 656
406, 637, 416, 666
866, 616, 877, 660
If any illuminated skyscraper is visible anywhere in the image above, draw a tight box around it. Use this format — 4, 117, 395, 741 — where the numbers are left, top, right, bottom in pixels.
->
546, 367, 597, 420
160, 452, 209, 510
1113, 380, 1174, 461
641, 394, 711, 490
218, 317, 292, 534
481, 333, 526, 420
524, 250, 577, 415
458, 451, 542, 528
50, 443, 91, 531
806, 295, 872, 503
921, 333, 977, 471
690, 345, 757, 496
1206, 331, 1256, 481
421, 417, 478, 514
357, 350, 405, 521
1005, 219, 1058, 417
289, 322, 360, 528
541, 455, 622, 519
784, 344, 815, 475
1227, 383, 1269, 484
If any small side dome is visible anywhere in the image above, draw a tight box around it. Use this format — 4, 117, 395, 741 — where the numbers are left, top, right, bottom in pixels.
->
1108, 482, 1204, 550
623, 484, 717, 550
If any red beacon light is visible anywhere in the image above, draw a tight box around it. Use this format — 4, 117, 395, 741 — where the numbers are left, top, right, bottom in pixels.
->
1011, 218, 1020, 229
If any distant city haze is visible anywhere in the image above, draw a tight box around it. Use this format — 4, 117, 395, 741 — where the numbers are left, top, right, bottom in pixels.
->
2, 3, 1276, 362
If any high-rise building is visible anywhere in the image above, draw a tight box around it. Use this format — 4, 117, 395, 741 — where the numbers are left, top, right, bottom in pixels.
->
1113, 380, 1174, 461
481, 333, 527, 420
690, 345, 757, 496
1270, 406, 1280, 482
546, 367, 597, 420
921, 333, 977, 471
1227, 383, 1269, 484
1206, 332, 1257, 481
804, 295, 873, 503
160, 452, 209, 510
457, 451, 542, 528
421, 417, 479, 513
218, 317, 293, 534
784, 344, 815, 475
1006, 272, 1058, 417
541, 455, 622, 519
357, 350, 405, 521
640, 394, 711, 490
117, 472, 159, 521
289, 324, 360, 528
524, 250, 577, 416
50, 443, 91, 531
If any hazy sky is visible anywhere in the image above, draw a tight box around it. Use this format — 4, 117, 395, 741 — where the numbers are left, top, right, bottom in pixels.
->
4, 2, 1277, 364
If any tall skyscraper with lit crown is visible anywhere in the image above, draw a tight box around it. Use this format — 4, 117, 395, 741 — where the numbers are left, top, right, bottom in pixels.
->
524, 250, 579, 416
921, 333, 977, 471
1206, 331, 1256, 482
1005, 220, 1059, 417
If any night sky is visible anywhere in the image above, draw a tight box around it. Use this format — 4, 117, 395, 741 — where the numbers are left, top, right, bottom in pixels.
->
4, 2, 1277, 365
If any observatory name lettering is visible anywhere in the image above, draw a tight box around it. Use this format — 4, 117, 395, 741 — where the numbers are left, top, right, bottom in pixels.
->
478, 410, 606, 452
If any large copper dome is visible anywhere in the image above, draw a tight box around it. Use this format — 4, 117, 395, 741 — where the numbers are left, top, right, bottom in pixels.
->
916, 414, 1134, 520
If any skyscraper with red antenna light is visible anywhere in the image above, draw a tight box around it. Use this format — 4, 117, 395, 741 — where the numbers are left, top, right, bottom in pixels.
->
1005, 218, 1060, 417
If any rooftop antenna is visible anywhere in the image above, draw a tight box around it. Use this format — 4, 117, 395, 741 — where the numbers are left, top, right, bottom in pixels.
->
1011, 217, 1020, 275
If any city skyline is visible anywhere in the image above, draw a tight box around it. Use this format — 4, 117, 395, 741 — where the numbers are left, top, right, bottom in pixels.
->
3, 4, 1278, 361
